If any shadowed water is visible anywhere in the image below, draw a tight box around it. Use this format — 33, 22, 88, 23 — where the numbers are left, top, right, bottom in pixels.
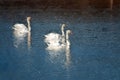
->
0, 8, 120, 80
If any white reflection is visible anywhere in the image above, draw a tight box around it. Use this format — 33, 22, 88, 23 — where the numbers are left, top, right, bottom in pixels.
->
65, 30, 71, 67
13, 30, 31, 49
27, 31, 31, 49
65, 41, 71, 67
13, 30, 27, 48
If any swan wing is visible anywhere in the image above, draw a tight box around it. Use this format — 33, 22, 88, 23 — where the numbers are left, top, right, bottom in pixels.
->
13, 24, 28, 33
44, 33, 62, 43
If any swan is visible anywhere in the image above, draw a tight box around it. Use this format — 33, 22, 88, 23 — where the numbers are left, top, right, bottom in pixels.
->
44, 24, 66, 46
45, 30, 72, 67
13, 17, 31, 48
12, 17, 31, 35
45, 30, 72, 51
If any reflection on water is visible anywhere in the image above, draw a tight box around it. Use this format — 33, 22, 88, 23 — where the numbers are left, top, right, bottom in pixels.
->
13, 30, 31, 49
65, 42, 71, 67
13, 30, 27, 48
45, 42, 71, 67
27, 32, 31, 49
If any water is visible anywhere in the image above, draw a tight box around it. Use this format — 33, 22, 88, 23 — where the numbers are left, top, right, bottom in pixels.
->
0, 8, 120, 80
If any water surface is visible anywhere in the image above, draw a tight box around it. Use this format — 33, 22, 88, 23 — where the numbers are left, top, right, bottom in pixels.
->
0, 8, 120, 80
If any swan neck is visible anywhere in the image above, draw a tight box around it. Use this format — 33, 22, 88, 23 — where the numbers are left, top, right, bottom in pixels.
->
61, 25, 65, 37
66, 32, 69, 40
66, 32, 70, 45
27, 20, 31, 31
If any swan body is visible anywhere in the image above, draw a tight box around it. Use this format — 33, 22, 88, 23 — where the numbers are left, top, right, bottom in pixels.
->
45, 29, 72, 66
44, 24, 66, 47
45, 29, 71, 52
13, 24, 28, 34
13, 17, 31, 48
13, 17, 31, 35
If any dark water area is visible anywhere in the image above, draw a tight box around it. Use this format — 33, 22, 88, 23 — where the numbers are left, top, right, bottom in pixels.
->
0, 8, 120, 80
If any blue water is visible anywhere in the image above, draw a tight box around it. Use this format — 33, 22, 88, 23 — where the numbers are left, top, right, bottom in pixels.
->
0, 9, 120, 80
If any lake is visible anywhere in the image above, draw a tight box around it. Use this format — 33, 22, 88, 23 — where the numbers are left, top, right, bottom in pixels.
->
0, 8, 120, 80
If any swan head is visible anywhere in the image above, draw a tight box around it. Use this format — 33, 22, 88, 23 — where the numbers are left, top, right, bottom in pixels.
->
66, 30, 72, 34
62, 24, 66, 28
27, 17, 31, 22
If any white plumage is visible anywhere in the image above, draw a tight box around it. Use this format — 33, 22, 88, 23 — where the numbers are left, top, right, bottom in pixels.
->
44, 24, 66, 51
12, 17, 31, 36
44, 24, 71, 52
13, 24, 28, 34
13, 17, 31, 48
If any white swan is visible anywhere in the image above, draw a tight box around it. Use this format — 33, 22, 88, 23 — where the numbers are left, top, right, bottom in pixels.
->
45, 29, 72, 52
13, 17, 31, 35
13, 17, 31, 48
44, 24, 66, 47
45, 30, 72, 67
